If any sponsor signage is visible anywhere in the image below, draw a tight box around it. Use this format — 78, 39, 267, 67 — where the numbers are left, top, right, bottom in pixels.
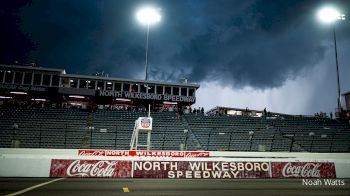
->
133, 161, 270, 179
50, 159, 132, 178
0, 84, 46, 92
98, 90, 196, 103
78, 150, 210, 158
49, 160, 337, 179
272, 162, 336, 178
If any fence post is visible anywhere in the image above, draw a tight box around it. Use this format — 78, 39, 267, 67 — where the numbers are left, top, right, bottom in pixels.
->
329, 134, 334, 152
270, 132, 275, 152
207, 132, 211, 151
184, 129, 188, 151
162, 133, 166, 150
249, 131, 254, 151
90, 126, 93, 148
310, 136, 315, 152
39, 124, 42, 148
228, 132, 232, 151
289, 136, 295, 152
65, 124, 68, 148
64, 124, 67, 149
115, 125, 118, 149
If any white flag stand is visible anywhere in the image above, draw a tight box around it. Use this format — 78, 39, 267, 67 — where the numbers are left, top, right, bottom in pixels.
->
130, 105, 153, 150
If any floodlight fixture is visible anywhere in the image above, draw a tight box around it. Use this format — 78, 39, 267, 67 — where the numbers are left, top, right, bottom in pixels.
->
136, 7, 161, 25
318, 7, 345, 23
317, 6, 346, 111
136, 6, 161, 81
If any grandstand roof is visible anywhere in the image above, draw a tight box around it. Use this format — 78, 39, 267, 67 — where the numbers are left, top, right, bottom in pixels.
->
0, 64, 66, 74
0, 64, 200, 89
343, 91, 350, 96
64, 73, 200, 88
206, 106, 299, 117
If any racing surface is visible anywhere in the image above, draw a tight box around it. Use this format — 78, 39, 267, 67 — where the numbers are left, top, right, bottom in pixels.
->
1, 178, 350, 196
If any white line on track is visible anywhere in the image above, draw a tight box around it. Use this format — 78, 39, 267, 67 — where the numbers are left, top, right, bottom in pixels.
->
6, 178, 65, 196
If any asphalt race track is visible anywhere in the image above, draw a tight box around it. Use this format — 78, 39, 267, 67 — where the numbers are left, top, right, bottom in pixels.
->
1, 178, 349, 196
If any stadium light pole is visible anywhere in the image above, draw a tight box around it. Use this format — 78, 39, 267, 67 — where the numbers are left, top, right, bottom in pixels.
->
317, 7, 346, 112
136, 7, 161, 81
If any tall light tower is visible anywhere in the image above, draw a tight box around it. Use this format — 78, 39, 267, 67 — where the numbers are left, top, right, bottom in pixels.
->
136, 7, 161, 81
317, 7, 346, 112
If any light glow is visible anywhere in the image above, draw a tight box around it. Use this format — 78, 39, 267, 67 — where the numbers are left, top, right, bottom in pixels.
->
10, 91, 27, 95
218, 132, 226, 135
31, 98, 46, 101
318, 7, 345, 23
163, 101, 177, 105
136, 7, 161, 25
0, 96, 12, 99
69, 102, 82, 106
69, 95, 85, 99
115, 98, 131, 102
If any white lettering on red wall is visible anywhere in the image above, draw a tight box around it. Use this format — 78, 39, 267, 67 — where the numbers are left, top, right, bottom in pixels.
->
50, 158, 337, 179
184, 152, 210, 158
133, 161, 270, 179
78, 150, 209, 158
78, 150, 106, 156
272, 162, 336, 178
50, 159, 132, 178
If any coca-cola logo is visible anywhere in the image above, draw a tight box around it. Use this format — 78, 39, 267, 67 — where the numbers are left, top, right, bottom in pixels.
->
184, 152, 210, 157
282, 162, 321, 178
66, 160, 117, 177
78, 150, 105, 156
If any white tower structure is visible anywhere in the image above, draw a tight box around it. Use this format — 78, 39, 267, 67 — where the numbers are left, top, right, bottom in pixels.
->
130, 106, 153, 150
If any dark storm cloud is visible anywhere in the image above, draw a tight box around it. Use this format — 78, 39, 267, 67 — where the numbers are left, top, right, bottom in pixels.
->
0, 0, 36, 64
19, 0, 144, 77
161, 0, 350, 88
7, 0, 350, 88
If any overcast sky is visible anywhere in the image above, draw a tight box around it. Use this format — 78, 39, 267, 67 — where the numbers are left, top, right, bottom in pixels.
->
1, 0, 350, 115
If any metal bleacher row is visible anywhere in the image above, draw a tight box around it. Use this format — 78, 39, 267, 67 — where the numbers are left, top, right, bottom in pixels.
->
187, 113, 350, 152
0, 106, 349, 152
184, 114, 301, 152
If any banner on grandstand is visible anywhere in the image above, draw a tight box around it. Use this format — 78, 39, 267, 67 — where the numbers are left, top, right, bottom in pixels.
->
50, 159, 132, 178
271, 162, 336, 178
133, 161, 270, 179
0, 84, 46, 92
98, 90, 196, 103
78, 150, 210, 158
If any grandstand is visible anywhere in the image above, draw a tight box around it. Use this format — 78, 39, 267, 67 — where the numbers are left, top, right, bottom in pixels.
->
0, 64, 350, 152
1, 106, 349, 152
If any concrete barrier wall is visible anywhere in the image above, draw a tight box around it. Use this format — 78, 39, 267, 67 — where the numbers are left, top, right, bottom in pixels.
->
0, 148, 349, 178
0, 159, 51, 177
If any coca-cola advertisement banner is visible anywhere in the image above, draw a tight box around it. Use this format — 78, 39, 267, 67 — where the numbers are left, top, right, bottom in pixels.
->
272, 162, 336, 178
50, 159, 132, 178
49, 160, 337, 178
78, 150, 210, 158
133, 161, 270, 179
